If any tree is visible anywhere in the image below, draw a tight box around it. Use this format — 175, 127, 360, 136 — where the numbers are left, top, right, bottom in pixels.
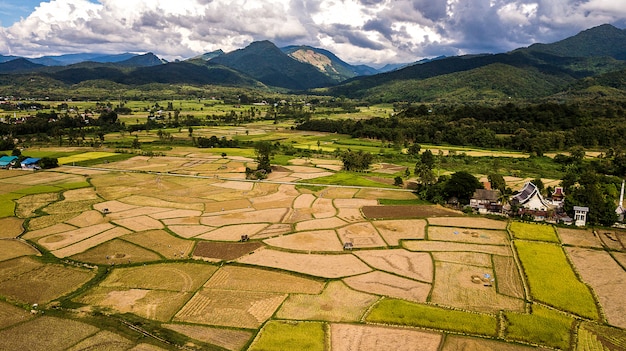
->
420, 149, 435, 169
132, 136, 141, 149
40, 157, 58, 169
394, 176, 403, 187
444, 171, 483, 204
488, 174, 506, 193
254, 141, 274, 174
340, 150, 373, 172
408, 143, 421, 156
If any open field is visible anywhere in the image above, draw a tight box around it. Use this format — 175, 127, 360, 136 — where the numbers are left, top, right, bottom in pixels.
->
558, 227, 604, 248
203, 266, 324, 294
277, 281, 378, 321
515, 240, 599, 319
427, 216, 508, 229
0, 217, 24, 238
504, 304, 575, 350
362, 205, 461, 218
371, 219, 427, 245
163, 324, 253, 351
248, 321, 325, 351
509, 222, 559, 242
353, 249, 433, 282
0, 316, 99, 351
0, 239, 40, 261
566, 247, 626, 328
427, 226, 509, 245
331, 324, 443, 351
343, 271, 432, 302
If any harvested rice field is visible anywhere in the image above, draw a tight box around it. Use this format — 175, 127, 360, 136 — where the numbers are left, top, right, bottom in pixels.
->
331, 324, 443, 351
276, 281, 378, 322
2, 154, 624, 351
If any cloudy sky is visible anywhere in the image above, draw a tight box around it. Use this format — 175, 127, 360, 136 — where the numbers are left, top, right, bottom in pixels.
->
0, 0, 625, 65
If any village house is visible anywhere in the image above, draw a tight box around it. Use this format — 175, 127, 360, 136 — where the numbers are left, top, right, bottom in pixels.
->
510, 182, 572, 224
469, 188, 502, 214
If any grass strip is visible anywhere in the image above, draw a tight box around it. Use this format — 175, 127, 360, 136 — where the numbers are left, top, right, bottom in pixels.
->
366, 299, 498, 336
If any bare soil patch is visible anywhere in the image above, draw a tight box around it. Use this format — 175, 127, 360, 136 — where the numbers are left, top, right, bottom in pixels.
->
427, 217, 508, 229
337, 222, 387, 248
201, 208, 287, 227
566, 247, 626, 328
148, 209, 203, 220
362, 205, 461, 219
263, 230, 344, 252
236, 248, 372, 278
0, 217, 24, 238
432, 252, 492, 267
53, 227, 132, 258
427, 226, 509, 245
169, 225, 213, 238
311, 198, 336, 218
203, 199, 252, 213
334, 199, 378, 208
277, 281, 378, 322
372, 219, 427, 246
38, 223, 115, 251
404, 241, 512, 256
295, 217, 347, 231
196, 223, 270, 241
65, 210, 107, 228
558, 228, 603, 248
293, 194, 316, 208
331, 323, 442, 351
70, 239, 161, 265
492, 255, 525, 299
123, 230, 194, 259
356, 189, 417, 201
22, 223, 77, 240
93, 200, 139, 213
112, 215, 164, 232
354, 249, 433, 282
119, 195, 204, 211
204, 266, 324, 294
596, 230, 626, 251
194, 241, 263, 260
163, 324, 253, 351
320, 187, 359, 199
429, 261, 524, 313
337, 208, 364, 223
343, 271, 431, 302
0, 240, 40, 261
174, 289, 286, 328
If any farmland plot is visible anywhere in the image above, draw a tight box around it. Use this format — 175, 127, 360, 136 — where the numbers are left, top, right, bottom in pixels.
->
193, 241, 264, 261
331, 324, 442, 351
121, 229, 194, 259
52, 226, 132, 258
70, 239, 161, 264
196, 223, 270, 241
263, 229, 344, 252
236, 248, 372, 278
65, 210, 108, 228
343, 271, 431, 302
372, 219, 427, 246
203, 266, 324, 294
0, 217, 24, 238
65, 330, 134, 351
277, 281, 378, 322
0, 239, 40, 261
427, 217, 508, 230
404, 240, 512, 256
100, 262, 217, 292
429, 261, 524, 313
79, 287, 191, 321
0, 316, 99, 351
576, 322, 626, 351
163, 324, 253, 351
492, 255, 525, 299
248, 321, 325, 351
336, 222, 387, 248
441, 335, 540, 351
37, 222, 115, 251
558, 227, 603, 248
0, 257, 95, 304
0, 300, 34, 329
432, 251, 492, 267
427, 226, 509, 245
567, 247, 626, 328
174, 289, 286, 328
354, 249, 433, 282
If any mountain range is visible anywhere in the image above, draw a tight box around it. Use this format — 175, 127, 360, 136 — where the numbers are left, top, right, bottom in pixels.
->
0, 23, 625, 101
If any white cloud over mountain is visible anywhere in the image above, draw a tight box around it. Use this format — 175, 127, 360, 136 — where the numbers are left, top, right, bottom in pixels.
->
0, 0, 624, 65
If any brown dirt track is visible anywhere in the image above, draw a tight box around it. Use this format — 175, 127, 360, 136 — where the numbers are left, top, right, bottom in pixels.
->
362, 205, 461, 219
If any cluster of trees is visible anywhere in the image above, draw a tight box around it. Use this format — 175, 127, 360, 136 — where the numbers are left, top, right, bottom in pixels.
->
296, 102, 626, 153
340, 150, 373, 172
196, 136, 239, 148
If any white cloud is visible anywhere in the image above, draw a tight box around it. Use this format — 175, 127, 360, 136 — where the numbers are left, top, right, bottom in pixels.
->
0, 0, 624, 64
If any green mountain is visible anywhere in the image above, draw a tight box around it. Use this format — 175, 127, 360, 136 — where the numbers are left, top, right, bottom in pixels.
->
325, 24, 626, 102
210, 40, 335, 90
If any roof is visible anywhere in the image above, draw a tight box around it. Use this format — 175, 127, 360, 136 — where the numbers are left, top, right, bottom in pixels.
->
512, 182, 538, 204
20, 157, 40, 165
471, 189, 500, 201
574, 206, 589, 212
0, 155, 17, 166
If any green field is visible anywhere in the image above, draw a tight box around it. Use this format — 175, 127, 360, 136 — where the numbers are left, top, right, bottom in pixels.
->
366, 299, 498, 336
504, 304, 575, 350
249, 321, 325, 351
509, 222, 559, 242
515, 240, 599, 319
57, 152, 119, 165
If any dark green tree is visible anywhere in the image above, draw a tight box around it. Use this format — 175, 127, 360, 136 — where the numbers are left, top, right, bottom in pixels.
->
444, 171, 483, 204
488, 174, 506, 193
254, 141, 274, 174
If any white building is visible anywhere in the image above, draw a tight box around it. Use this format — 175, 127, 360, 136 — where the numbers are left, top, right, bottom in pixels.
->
511, 182, 551, 211
574, 206, 589, 227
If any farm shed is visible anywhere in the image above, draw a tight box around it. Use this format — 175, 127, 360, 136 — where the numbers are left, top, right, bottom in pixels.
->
20, 157, 41, 170
0, 155, 17, 169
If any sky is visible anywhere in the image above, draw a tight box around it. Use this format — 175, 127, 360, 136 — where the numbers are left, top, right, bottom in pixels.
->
0, 0, 625, 66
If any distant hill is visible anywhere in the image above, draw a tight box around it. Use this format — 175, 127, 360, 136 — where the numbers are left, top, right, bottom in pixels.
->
281, 45, 378, 82
326, 24, 626, 101
114, 53, 166, 67
518, 24, 626, 60
210, 41, 335, 90
190, 50, 225, 61
0, 58, 44, 74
